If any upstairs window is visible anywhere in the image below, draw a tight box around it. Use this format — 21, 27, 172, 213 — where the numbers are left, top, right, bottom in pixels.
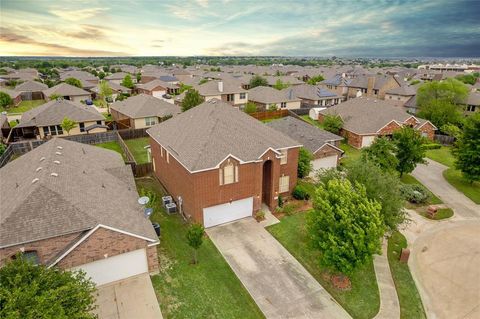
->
79, 122, 85, 132
219, 162, 238, 185
280, 149, 288, 165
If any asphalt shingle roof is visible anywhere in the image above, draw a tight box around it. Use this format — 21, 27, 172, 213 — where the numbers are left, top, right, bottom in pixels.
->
248, 86, 300, 104
14, 80, 48, 92
282, 84, 339, 101
43, 83, 91, 98
110, 94, 180, 119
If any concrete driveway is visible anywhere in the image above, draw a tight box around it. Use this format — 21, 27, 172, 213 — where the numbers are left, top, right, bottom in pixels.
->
410, 221, 480, 319
93, 274, 163, 319
412, 159, 479, 218
207, 218, 351, 319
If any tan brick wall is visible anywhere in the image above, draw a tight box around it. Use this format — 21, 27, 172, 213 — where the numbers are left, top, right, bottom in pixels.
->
0, 232, 82, 267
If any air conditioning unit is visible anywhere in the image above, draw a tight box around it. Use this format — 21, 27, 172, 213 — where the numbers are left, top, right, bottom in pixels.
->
162, 196, 172, 207
165, 203, 177, 214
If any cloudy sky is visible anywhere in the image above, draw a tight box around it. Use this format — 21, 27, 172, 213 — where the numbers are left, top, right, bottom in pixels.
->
1, 0, 479, 57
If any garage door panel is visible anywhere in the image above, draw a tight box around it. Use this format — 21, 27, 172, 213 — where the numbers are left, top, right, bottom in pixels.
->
152, 90, 166, 98
71, 248, 148, 286
361, 135, 376, 148
203, 197, 253, 228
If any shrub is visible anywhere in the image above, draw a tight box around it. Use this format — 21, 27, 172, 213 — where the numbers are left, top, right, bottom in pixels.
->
282, 203, 298, 215
422, 143, 441, 150
292, 184, 310, 200
256, 210, 266, 220
323, 114, 343, 134
278, 195, 284, 207
400, 184, 429, 203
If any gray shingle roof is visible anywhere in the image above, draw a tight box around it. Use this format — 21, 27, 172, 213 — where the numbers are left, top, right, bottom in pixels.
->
320, 97, 425, 134
321, 74, 352, 86
14, 80, 48, 92
197, 80, 246, 96
137, 79, 177, 91
43, 83, 91, 97
348, 75, 400, 90
386, 85, 417, 96
282, 84, 339, 101
266, 116, 343, 154
467, 91, 480, 106
16, 99, 104, 128
147, 99, 301, 171
248, 86, 301, 104
59, 70, 98, 82
105, 72, 130, 80
110, 94, 180, 119
0, 87, 21, 99
0, 138, 158, 248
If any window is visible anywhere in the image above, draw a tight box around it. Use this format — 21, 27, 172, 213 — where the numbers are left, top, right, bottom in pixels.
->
373, 89, 379, 95
43, 127, 49, 136
421, 132, 428, 137
12, 250, 39, 265
50, 125, 57, 136
279, 175, 290, 193
226, 94, 234, 102
96, 120, 102, 125
280, 149, 288, 165
145, 117, 157, 126
79, 122, 85, 132
239, 92, 246, 99
56, 125, 63, 135
219, 162, 238, 185
467, 105, 476, 112
280, 102, 287, 108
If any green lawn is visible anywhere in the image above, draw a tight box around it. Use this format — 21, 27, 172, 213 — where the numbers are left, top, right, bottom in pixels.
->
419, 207, 454, 220
339, 142, 361, 166
124, 137, 150, 164
425, 146, 455, 168
400, 174, 442, 205
267, 212, 380, 319
103, 113, 112, 121
300, 115, 324, 128
136, 177, 264, 319
0, 99, 46, 113
387, 232, 426, 319
95, 141, 126, 160
443, 169, 480, 204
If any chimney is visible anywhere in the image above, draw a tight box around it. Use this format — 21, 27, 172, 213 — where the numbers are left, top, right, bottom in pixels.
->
367, 76, 375, 96
218, 81, 223, 93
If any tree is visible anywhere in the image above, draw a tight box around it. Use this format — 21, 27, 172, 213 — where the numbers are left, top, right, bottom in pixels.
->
186, 223, 204, 264
249, 75, 268, 88
178, 83, 192, 94
418, 99, 464, 129
267, 103, 278, 111
0, 91, 13, 108
306, 179, 384, 275
64, 77, 82, 88
244, 101, 257, 114
322, 114, 343, 134
99, 80, 113, 108
306, 75, 325, 85
121, 75, 134, 89
49, 93, 63, 100
298, 147, 313, 178
440, 123, 462, 139
456, 73, 479, 85
0, 143, 6, 156
60, 117, 77, 135
273, 79, 289, 90
0, 256, 96, 319
393, 127, 426, 176
98, 71, 106, 79
136, 73, 142, 82
199, 78, 209, 85
361, 137, 398, 172
182, 89, 204, 112
453, 113, 480, 183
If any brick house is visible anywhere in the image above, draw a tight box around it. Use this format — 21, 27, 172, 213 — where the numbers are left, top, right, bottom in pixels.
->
0, 87, 22, 106
174, 80, 248, 108
266, 116, 344, 176
136, 79, 180, 97
0, 139, 159, 286
43, 83, 92, 103
248, 86, 301, 110
347, 75, 402, 100
318, 97, 437, 149
147, 99, 301, 227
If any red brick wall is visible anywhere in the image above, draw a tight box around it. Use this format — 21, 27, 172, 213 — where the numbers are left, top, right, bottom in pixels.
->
314, 144, 343, 164
418, 122, 436, 140
0, 232, 82, 267
378, 121, 403, 135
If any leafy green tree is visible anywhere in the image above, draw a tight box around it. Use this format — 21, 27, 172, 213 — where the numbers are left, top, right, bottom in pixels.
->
186, 223, 204, 264
136, 73, 142, 82
440, 123, 462, 139
98, 71, 106, 79
64, 77, 82, 88
453, 113, 480, 183
60, 117, 77, 135
456, 73, 479, 85
0, 143, 6, 156
249, 75, 268, 88
98, 80, 113, 108
0, 256, 97, 319
298, 147, 313, 178
393, 127, 426, 176
199, 78, 209, 85
178, 83, 192, 94
121, 75, 134, 89
306, 179, 384, 275
361, 137, 398, 172
322, 114, 343, 134
306, 75, 325, 85
273, 79, 289, 90
244, 101, 257, 114
182, 89, 204, 112
0, 91, 13, 108
418, 99, 464, 129
49, 93, 63, 100
409, 80, 421, 86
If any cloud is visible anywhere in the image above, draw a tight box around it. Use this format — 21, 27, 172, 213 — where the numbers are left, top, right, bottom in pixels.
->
49, 7, 107, 21
65, 25, 106, 40
0, 27, 128, 56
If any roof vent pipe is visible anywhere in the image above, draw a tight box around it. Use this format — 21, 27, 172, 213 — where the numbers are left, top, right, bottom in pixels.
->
218, 81, 223, 93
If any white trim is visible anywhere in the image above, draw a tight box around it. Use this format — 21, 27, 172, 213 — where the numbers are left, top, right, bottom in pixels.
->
48, 224, 157, 268
312, 142, 344, 155
375, 119, 403, 134
416, 120, 438, 130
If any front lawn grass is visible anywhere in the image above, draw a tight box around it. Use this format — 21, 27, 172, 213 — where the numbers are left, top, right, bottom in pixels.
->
400, 174, 442, 205
135, 177, 264, 319
443, 169, 480, 204
267, 212, 380, 319
124, 137, 150, 164
387, 231, 426, 319
419, 207, 454, 220
339, 142, 361, 166
0, 99, 46, 113
95, 141, 126, 161
425, 146, 455, 168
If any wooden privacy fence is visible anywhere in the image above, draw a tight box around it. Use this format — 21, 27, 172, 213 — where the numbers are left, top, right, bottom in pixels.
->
118, 127, 149, 140
131, 162, 153, 177
248, 109, 289, 121
434, 134, 455, 145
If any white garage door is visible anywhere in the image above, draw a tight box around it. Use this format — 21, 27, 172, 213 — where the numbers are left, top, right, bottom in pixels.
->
203, 197, 253, 228
152, 90, 166, 99
361, 135, 376, 148
72, 249, 148, 286
313, 155, 338, 170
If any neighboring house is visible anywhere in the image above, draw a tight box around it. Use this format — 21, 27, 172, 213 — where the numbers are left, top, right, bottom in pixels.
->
140, 72, 178, 85
265, 75, 304, 87
466, 91, 480, 113
0, 113, 10, 142
59, 70, 98, 85
318, 97, 437, 149
43, 83, 91, 102
0, 138, 159, 286
105, 72, 132, 85
248, 86, 301, 110
282, 84, 342, 107
385, 86, 417, 107
110, 94, 180, 129
147, 99, 301, 228
347, 75, 402, 100
90, 81, 131, 101
136, 79, 180, 97
0, 88, 22, 106
13, 99, 106, 140
14, 80, 48, 100
319, 74, 352, 99
266, 116, 343, 176
176, 80, 248, 107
